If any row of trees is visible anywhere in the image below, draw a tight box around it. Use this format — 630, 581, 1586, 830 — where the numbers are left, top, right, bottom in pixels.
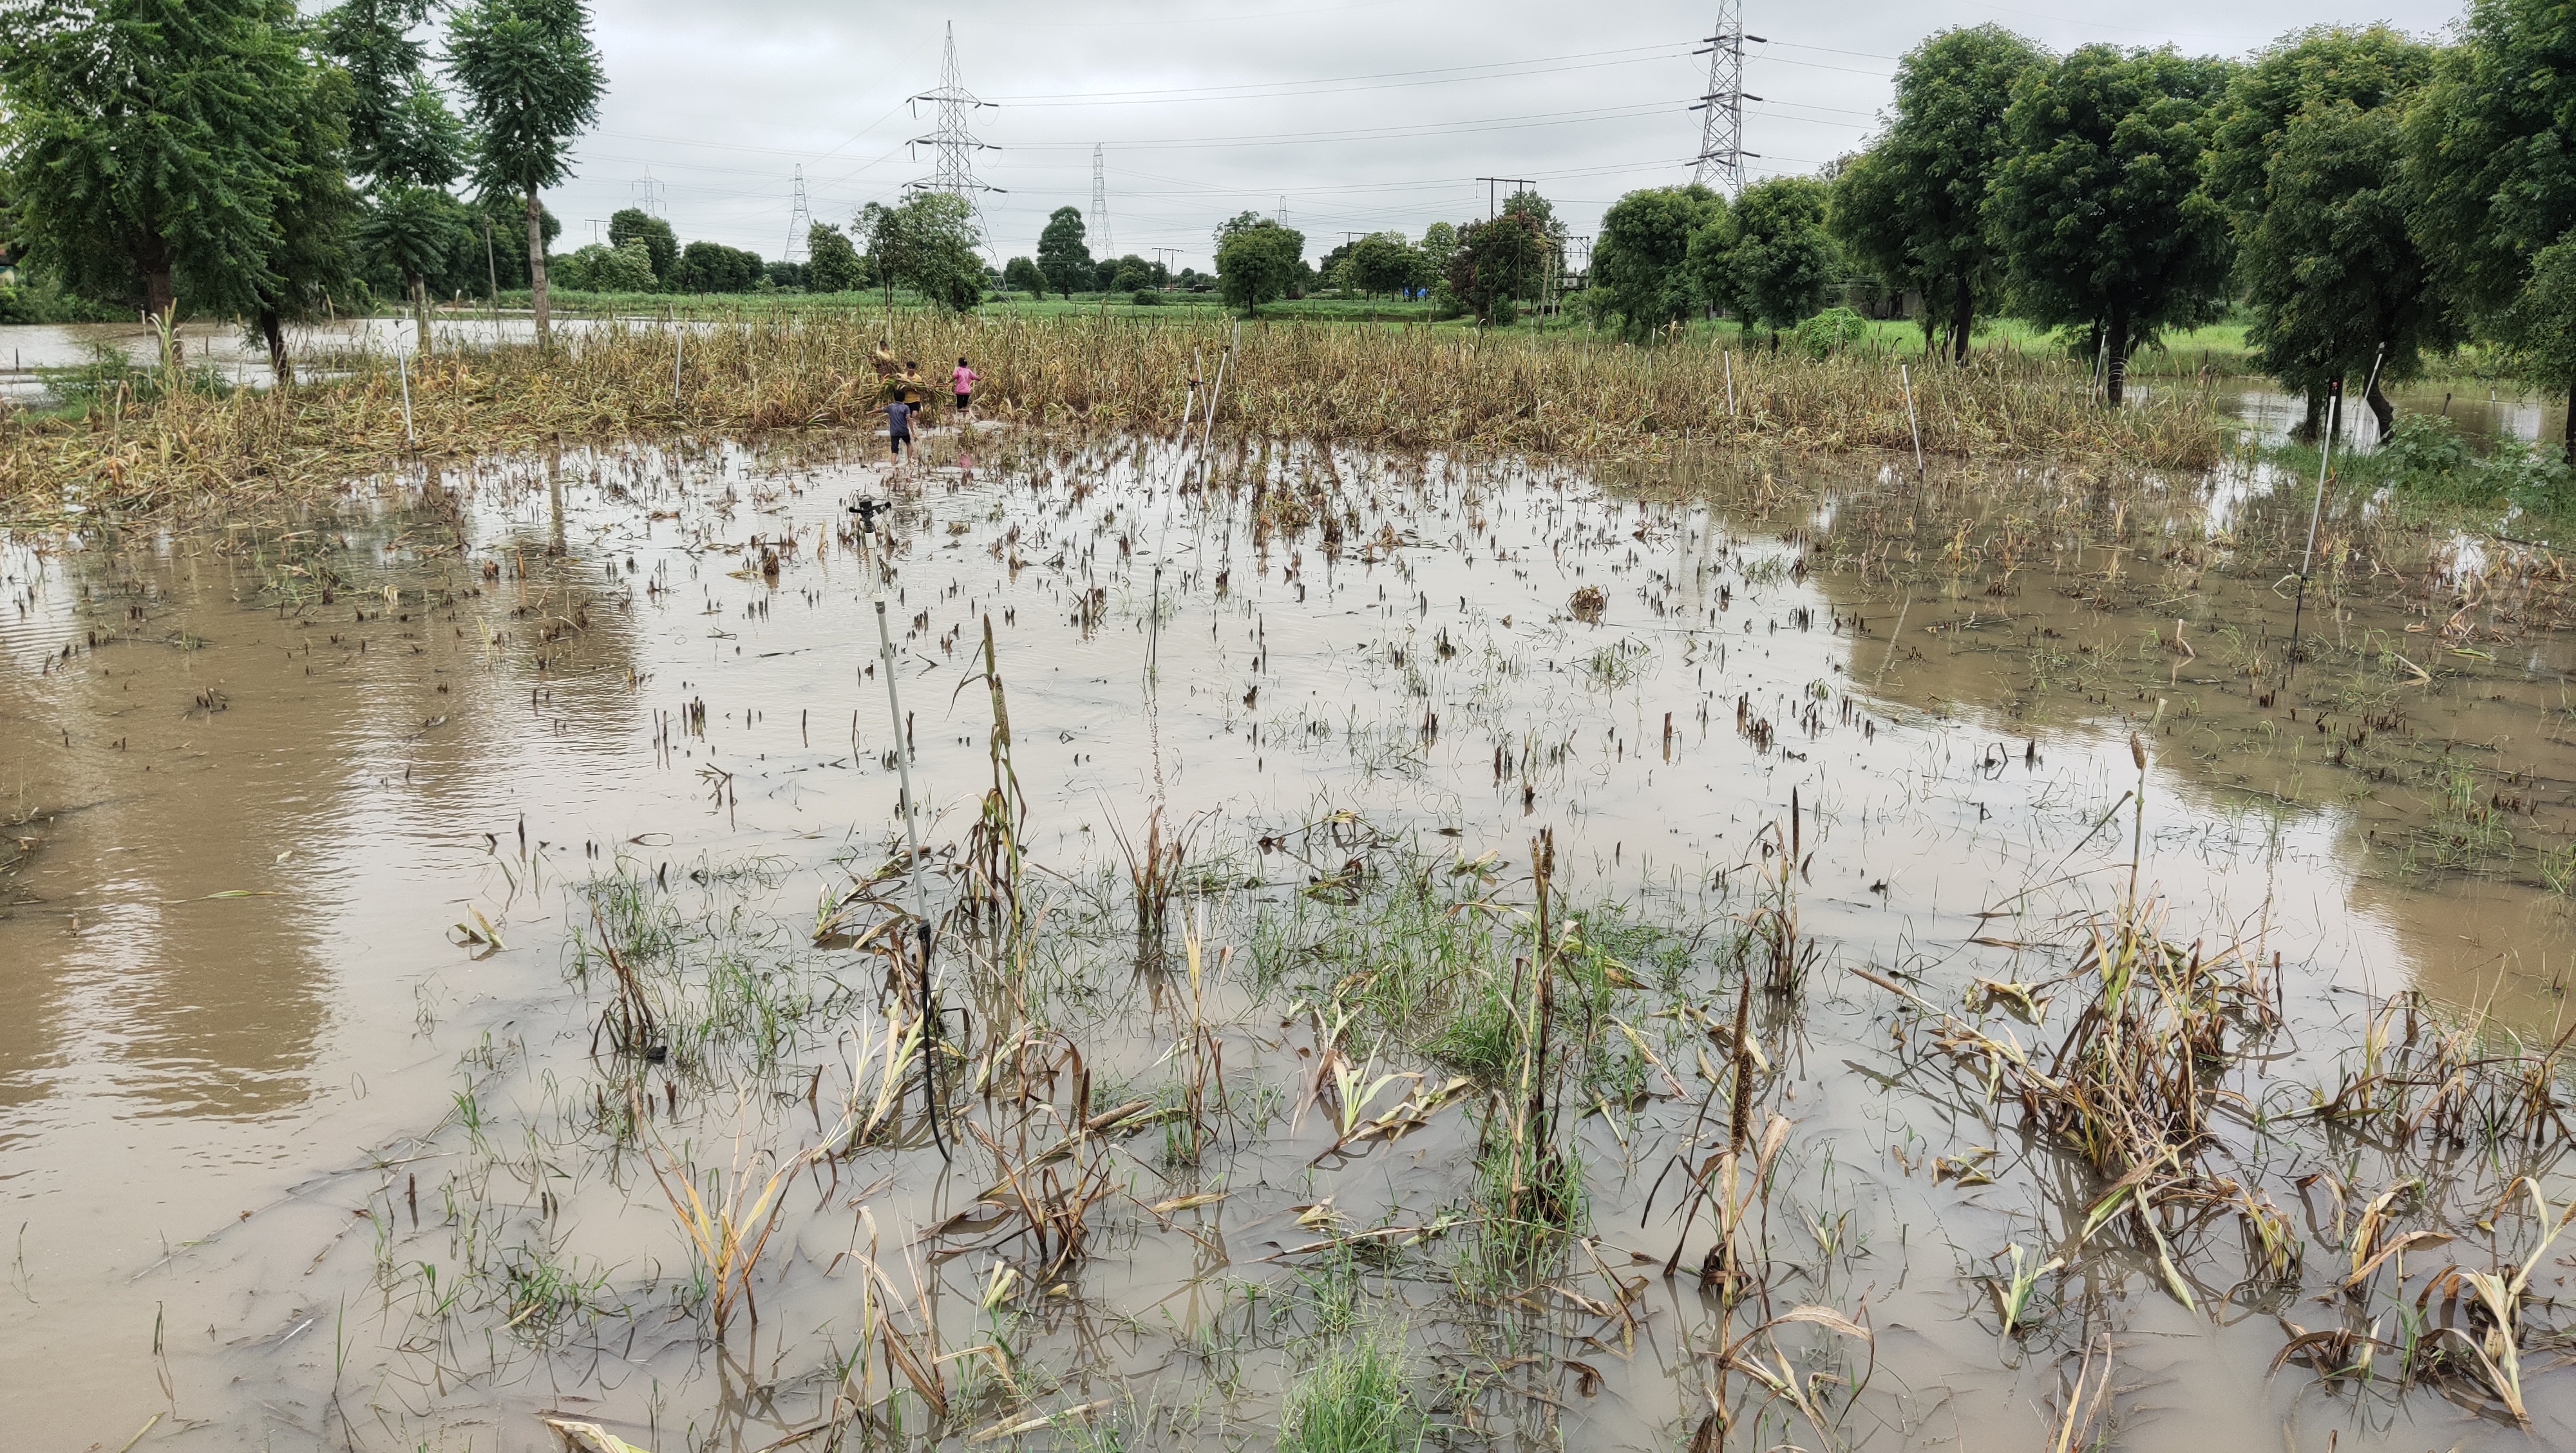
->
1588, 8, 2576, 459
554, 208, 766, 294
1015, 207, 1180, 298
0, 0, 604, 366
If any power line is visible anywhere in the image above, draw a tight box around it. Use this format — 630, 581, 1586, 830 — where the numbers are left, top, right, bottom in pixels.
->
1690, 2, 1765, 196
1473, 176, 1535, 220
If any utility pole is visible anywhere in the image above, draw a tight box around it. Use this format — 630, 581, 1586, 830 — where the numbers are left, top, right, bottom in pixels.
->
907, 23, 1003, 254
1152, 247, 1179, 289
1090, 144, 1113, 257
784, 165, 812, 263
1475, 176, 1535, 220
1690, 3, 1766, 196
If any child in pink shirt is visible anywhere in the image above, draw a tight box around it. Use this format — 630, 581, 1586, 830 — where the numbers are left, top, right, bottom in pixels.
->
951, 357, 980, 418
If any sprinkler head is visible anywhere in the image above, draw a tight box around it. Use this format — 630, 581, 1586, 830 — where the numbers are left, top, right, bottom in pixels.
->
846, 495, 886, 533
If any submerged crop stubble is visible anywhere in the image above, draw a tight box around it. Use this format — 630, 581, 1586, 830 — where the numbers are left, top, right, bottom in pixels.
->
4, 428, 2576, 1451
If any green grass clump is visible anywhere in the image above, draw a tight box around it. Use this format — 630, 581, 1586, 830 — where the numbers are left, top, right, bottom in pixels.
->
1279, 1324, 1423, 1453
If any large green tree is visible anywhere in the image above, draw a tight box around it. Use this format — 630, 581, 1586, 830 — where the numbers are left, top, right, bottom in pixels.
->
1447, 211, 1549, 323
360, 183, 473, 316
2501, 231, 2576, 466
1591, 185, 1722, 337
322, 0, 469, 352
1828, 25, 2045, 363
1698, 176, 1836, 339
2407, 0, 2576, 462
806, 222, 864, 292
2235, 106, 2450, 439
1001, 254, 1045, 297
1214, 212, 1303, 316
1418, 222, 1458, 284
448, 0, 604, 341
1989, 44, 2237, 404
2211, 26, 2441, 438
323, 2, 460, 189
1347, 232, 1428, 298
867, 193, 983, 312
2206, 24, 2433, 228
0, 0, 327, 323
608, 207, 676, 286
1036, 205, 1091, 298
249, 15, 359, 381
673, 240, 763, 293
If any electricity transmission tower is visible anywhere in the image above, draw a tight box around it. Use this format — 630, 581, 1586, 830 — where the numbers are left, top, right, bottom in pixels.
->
1090, 145, 1112, 257
907, 23, 1001, 251
1690, 3, 1766, 195
784, 165, 811, 261
630, 168, 667, 218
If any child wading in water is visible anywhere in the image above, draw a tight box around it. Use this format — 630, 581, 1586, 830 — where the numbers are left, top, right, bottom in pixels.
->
900, 363, 929, 424
951, 356, 979, 419
885, 385, 913, 464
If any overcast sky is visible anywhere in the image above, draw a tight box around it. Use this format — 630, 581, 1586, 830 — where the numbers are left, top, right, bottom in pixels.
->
543, 1, 2468, 271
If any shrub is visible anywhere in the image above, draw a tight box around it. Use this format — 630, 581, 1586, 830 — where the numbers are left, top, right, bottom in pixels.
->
1131, 289, 1162, 307
2371, 415, 2572, 511
1794, 306, 1870, 358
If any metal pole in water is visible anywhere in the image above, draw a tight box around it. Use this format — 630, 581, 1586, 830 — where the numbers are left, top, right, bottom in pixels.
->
1723, 350, 1736, 418
1200, 321, 1238, 467
2285, 379, 2342, 690
1901, 363, 1924, 477
674, 326, 684, 403
397, 341, 415, 447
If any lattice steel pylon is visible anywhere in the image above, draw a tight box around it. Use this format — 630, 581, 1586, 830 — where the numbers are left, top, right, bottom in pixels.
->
1089, 144, 1112, 258
630, 167, 667, 218
784, 165, 811, 262
907, 23, 1001, 251
1689, 3, 1765, 196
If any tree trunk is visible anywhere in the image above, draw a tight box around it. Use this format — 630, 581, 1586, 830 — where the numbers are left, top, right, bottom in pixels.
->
2365, 377, 2395, 442
141, 271, 175, 326
1950, 274, 1974, 366
525, 188, 549, 341
259, 308, 291, 384
411, 273, 434, 355
2293, 386, 2326, 444
2104, 301, 2129, 407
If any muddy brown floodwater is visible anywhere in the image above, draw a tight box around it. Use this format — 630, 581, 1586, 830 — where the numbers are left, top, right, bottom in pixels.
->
6, 430, 2576, 1453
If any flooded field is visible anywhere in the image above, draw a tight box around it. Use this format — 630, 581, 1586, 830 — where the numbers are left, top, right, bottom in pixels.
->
8, 428, 2576, 1452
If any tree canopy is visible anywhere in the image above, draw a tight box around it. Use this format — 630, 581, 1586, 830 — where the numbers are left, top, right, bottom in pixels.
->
1828, 24, 2044, 361
1591, 185, 1722, 337
866, 193, 983, 312
1216, 216, 1305, 316
448, 0, 604, 337
2214, 27, 2445, 437
609, 208, 677, 284
0, 0, 332, 320
1989, 44, 2237, 403
1037, 206, 1091, 298
1701, 176, 1836, 336
807, 222, 865, 292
